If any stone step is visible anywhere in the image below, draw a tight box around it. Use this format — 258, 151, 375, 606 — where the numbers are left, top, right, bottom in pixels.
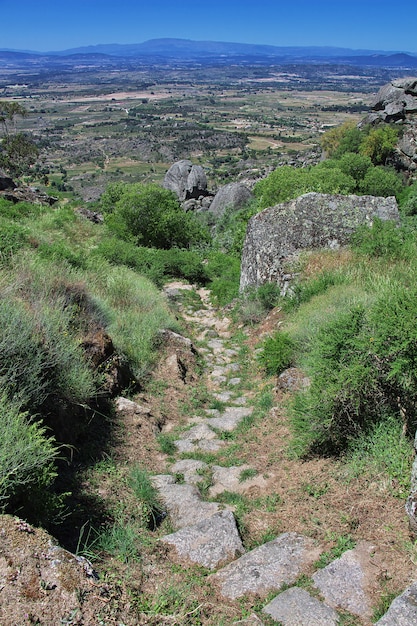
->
210, 532, 322, 600
312, 541, 378, 621
375, 581, 417, 625
151, 474, 226, 529
160, 510, 245, 570
263, 587, 339, 626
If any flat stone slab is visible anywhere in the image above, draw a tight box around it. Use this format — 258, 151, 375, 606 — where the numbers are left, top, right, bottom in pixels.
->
263, 587, 339, 625
180, 422, 217, 441
375, 581, 417, 625
170, 459, 209, 485
152, 475, 224, 529
312, 541, 376, 619
161, 510, 245, 570
210, 532, 322, 600
204, 406, 253, 432
228, 377, 242, 386
209, 465, 269, 497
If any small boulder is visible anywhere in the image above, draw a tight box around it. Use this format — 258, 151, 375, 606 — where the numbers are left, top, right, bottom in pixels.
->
208, 182, 253, 219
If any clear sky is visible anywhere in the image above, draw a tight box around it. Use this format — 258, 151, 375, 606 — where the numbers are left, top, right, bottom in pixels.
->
0, 0, 416, 54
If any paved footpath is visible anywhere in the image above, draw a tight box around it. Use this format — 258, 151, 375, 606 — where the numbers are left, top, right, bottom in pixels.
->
133, 283, 417, 624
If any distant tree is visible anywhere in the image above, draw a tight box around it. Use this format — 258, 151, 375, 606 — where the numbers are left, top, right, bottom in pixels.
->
320, 121, 358, 157
0, 101, 39, 177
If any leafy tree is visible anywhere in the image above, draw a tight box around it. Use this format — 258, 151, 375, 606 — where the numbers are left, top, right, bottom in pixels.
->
360, 125, 399, 165
0, 133, 39, 177
337, 152, 373, 184
102, 182, 209, 249
0, 101, 38, 177
359, 166, 403, 198
320, 121, 358, 157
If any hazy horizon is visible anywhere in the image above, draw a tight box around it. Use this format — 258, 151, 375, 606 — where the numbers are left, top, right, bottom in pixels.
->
1, 0, 416, 55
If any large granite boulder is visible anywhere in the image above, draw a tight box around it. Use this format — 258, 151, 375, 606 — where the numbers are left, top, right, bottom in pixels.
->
163, 159, 208, 202
240, 192, 399, 292
208, 182, 253, 219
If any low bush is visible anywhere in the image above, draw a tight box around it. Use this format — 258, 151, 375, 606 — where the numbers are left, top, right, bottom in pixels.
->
290, 280, 417, 456
0, 394, 58, 513
258, 331, 295, 376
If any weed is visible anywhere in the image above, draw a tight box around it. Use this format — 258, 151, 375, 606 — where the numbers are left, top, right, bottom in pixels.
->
239, 468, 258, 482
301, 481, 329, 499
315, 535, 356, 568
257, 331, 295, 376
372, 590, 399, 621
128, 465, 163, 528
156, 432, 177, 455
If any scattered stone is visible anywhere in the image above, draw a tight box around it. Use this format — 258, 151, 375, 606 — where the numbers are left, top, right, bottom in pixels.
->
152, 476, 225, 529
263, 587, 339, 626
228, 377, 242, 386
204, 406, 253, 431
161, 510, 245, 570
277, 367, 311, 392
170, 459, 209, 485
213, 391, 233, 402
115, 397, 151, 416
210, 533, 322, 600
209, 465, 268, 497
312, 541, 376, 619
375, 581, 417, 625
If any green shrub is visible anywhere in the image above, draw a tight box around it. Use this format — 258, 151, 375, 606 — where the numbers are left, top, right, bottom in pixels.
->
258, 331, 295, 376
0, 295, 96, 411
359, 166, 403, 198
0, 394, 58, 510
351, 218, 406, 260
102, 182, 210, 249
205, 251, 241, 305
290, 280, 417, 456
360, 125, 399, 165
284, 270, 347, 312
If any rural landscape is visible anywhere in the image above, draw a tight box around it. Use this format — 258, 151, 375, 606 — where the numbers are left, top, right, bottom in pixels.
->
2, 40, 417, 624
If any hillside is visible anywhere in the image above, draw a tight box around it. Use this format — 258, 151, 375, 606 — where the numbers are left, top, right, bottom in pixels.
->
2, 77, 417, 623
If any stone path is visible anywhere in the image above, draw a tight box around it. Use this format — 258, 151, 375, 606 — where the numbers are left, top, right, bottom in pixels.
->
144, 283, 417, 624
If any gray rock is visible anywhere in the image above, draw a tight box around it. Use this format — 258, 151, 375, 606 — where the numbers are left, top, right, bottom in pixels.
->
161, 510, 244, 570
208, 182, 253, 219
209, 465, 268, 497
375, 581, 417, 625
163, 159, 208, 201
312, 541, 375, 619
205, 406, 253, 431
210, 533, 322, 600
170, 459, 209, 485
240, 192, 399, 291
152, 477, 224, 529
0, 169, 16, 191
263, 587, 339, 625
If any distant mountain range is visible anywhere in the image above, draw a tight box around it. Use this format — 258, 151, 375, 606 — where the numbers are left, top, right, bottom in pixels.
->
1, 38, 417, 68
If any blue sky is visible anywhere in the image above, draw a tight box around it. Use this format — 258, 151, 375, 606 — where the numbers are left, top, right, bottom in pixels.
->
1, 0, 416, 54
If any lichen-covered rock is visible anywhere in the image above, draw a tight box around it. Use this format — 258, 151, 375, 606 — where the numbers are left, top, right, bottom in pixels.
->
240, 192, 399, 292
208, 182, 253, 218
163, 159, 208, 201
